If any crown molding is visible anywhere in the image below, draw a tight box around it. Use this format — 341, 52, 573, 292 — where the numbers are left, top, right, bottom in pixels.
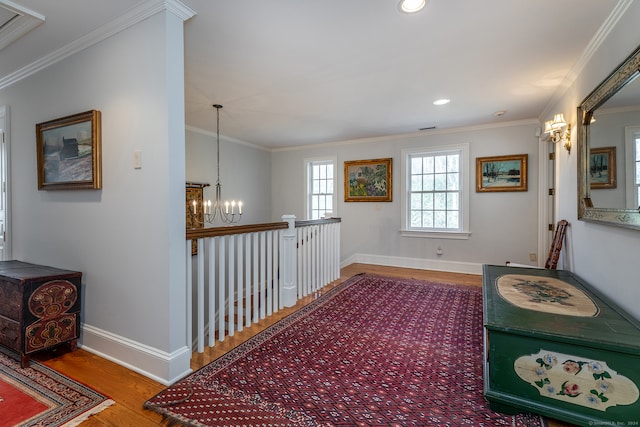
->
0, 0, 196, 91
539, 0, 634, 121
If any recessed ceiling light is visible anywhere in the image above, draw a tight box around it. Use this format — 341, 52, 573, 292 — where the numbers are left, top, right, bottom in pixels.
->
433, 98, 450, 106
399, 0, 426, 13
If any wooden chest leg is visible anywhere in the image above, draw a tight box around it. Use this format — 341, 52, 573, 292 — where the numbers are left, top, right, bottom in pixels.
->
20, 353, 30, 368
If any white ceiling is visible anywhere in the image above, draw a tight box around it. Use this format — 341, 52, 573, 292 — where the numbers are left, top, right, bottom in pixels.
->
0, 0, 621, 148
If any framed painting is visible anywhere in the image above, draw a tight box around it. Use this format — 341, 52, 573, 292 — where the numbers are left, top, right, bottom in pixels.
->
589, 146, 616, 189
344, 158, 392, 202
36, 110, 101, 190
476, 154, 528, 192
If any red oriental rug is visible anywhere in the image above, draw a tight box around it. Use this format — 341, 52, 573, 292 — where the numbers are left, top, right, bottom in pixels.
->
0, 347, 113, 426
144, 274, 547, 426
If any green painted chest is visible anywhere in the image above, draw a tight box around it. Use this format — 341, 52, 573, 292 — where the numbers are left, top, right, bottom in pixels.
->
483, 264, 640, 426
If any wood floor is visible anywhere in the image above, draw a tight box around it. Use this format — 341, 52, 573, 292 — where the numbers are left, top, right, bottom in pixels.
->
33, 263, 575, 426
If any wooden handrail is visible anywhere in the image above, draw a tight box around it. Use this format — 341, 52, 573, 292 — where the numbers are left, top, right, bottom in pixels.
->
186, 222, 288, 240
295, 217, 342, 228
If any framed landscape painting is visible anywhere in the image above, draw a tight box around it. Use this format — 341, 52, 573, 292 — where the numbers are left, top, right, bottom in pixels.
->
36, 110, 102, 190
589, 146, 616, 189
476, 154, 528, 192
344, 158, 392, 202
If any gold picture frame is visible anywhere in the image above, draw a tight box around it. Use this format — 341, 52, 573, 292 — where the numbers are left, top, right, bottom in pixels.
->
344, 158, 392, 202
589, 146, 616, 189
476, 154, 528, 192
36, 110, 102, 190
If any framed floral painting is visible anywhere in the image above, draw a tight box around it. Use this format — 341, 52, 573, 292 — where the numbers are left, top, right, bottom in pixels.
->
344, 158, 392, 202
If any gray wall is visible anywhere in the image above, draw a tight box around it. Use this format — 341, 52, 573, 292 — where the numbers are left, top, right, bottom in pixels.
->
271, 121, 541, 273
552, 1, 640, 319
0, 8, 191, 384
186, 128, 272, 225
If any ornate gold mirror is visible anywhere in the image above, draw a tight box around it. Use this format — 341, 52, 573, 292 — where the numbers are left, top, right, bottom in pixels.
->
577, 44, 640, 230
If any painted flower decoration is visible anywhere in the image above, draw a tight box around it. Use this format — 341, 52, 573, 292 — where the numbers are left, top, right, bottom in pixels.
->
595, 380, 613, 394
540, 354, 558, 369
588, 361, 612, 380
586, 394, 600, 406
558, 381, 581, 397
562, 360, 585, 375
588, 361, 605, 374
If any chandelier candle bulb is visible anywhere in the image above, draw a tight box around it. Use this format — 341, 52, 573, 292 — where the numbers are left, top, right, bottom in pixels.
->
238, 201, 243, 214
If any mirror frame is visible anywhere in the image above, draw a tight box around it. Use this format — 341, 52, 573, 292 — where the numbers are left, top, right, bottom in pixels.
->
577, 44, 640, 230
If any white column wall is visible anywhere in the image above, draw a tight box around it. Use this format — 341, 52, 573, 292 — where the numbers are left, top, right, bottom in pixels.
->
0, 8, 192, 384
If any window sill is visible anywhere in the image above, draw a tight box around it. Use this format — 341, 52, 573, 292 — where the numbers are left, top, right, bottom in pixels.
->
400, 229, 471, 240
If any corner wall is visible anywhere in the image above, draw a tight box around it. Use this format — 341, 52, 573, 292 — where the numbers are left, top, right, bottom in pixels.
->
0, 9, 191, 384
552, 1, 640, 319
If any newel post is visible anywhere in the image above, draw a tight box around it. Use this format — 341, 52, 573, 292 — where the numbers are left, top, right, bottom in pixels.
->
281, 214, 297, 307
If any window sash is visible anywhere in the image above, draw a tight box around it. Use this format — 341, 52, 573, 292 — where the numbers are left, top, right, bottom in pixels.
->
307, 159, 335, 220
408, 151, 462, 231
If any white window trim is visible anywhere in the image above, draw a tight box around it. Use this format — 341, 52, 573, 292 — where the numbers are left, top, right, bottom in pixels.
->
304, 156, 338, 220
625, 126, 640, 209
400, 143, 471, 239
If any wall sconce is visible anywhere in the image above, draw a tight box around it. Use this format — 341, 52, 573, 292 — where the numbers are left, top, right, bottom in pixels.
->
544, 113, 572, 153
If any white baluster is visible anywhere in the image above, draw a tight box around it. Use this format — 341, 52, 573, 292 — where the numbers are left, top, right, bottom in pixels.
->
253, 232, 259, 323
197, 238, 205, 353
266, 230, 273, 316
260, 231, 266, 319
296, 227, 303, 298
218, 235, 225, 342
237, 234, 243, 333
245, 233, 252, 327
208, 237, 216, 347
228, 235, 235, 337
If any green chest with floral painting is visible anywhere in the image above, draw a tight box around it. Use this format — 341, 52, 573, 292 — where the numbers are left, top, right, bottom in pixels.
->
482, 265, 640, 426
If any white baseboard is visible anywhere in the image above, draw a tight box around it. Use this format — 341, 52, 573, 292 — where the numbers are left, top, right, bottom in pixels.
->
341, 253, 483, 275
80, 324, 192, 386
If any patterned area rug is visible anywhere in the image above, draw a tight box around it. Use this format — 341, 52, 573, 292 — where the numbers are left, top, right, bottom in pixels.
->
144, 274, 547, 426
0, 346, 113, 426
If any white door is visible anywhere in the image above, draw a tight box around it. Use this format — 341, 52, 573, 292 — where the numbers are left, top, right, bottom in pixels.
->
0, 105, 10, 261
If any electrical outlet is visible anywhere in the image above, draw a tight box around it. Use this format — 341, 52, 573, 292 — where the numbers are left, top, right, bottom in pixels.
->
436, 247, 443, 256
529, 253, 537, 262
134, 150, 142, 169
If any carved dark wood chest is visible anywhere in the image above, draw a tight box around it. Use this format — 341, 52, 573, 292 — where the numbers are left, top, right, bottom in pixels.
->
0, 260, 82, 367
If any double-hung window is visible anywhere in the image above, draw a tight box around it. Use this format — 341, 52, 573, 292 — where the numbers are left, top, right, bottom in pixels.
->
305, 157, 337, 220
401, 144, 470, 239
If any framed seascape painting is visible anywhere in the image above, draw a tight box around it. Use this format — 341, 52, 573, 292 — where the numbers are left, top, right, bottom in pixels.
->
476, 154, 528, 192
589, 146, 616, 189
36, 110, 102, 190
344, 158, 392, 202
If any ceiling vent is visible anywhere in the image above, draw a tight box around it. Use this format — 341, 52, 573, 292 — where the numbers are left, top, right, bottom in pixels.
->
0, 1, 44, 51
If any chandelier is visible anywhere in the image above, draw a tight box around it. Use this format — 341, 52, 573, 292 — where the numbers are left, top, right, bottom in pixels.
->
189, 104, 243, 225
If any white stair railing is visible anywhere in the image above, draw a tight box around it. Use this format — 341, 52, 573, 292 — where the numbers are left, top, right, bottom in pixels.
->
185, 216, 341, 353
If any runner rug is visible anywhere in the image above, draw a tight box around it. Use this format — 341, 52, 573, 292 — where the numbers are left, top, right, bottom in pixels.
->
0, 346, 113, 426
144, 273, 546, 426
